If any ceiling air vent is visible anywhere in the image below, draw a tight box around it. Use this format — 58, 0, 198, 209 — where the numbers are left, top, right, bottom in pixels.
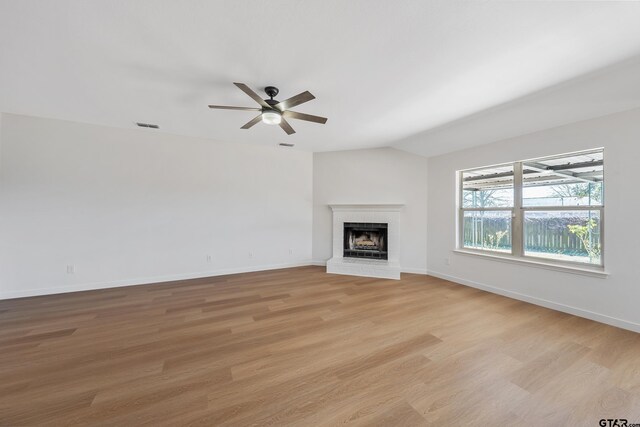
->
136, 122, 159, 129
279, 143, 294, 147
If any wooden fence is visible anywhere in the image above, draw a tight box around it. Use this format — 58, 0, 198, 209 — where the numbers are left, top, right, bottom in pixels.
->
463, 215, 600, 255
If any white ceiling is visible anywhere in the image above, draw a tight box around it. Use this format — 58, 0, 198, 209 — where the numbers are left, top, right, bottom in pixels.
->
1, 1, 640, 155
395, 56, 640, 157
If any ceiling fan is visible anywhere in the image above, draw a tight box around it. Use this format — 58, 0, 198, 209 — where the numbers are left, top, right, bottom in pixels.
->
208, 83, 327, 135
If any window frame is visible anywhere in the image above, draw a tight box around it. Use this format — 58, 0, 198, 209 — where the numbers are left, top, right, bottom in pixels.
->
458, 150, 605, 271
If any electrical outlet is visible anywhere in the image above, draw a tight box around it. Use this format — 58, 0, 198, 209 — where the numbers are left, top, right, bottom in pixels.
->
66, 265, 75, 274
206, 254, 212, 263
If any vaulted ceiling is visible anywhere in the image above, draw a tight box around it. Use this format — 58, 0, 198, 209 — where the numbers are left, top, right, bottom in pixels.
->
1, 1, 640, 155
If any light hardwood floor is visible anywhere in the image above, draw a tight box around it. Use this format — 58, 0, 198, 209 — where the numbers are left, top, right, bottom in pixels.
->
1, 266, 639, 426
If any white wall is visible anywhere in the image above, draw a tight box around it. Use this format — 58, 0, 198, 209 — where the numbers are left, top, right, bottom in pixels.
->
312, 148, 428, 273
0, 113, 313, 299
427, 108, 640, 332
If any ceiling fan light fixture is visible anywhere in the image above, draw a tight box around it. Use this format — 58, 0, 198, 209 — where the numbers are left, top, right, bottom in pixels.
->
261, 109, 282, 125
207, 83, 326, 135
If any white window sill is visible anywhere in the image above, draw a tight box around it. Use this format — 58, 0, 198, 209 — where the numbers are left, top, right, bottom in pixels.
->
453, 249, 609, 278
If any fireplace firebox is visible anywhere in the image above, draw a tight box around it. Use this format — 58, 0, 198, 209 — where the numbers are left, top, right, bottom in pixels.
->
343, 222, 388, 260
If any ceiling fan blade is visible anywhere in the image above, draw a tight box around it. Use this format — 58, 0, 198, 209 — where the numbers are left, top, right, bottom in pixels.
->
279, 117, 296, 135
283, 110, 328, 124
208, 105, 261, 111
234, 82, 270, 108
241, 114, 263, 129
274, 91, 315, 111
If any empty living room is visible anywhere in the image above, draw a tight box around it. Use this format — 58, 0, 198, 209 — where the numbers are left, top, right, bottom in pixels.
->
2, 1, 640, 425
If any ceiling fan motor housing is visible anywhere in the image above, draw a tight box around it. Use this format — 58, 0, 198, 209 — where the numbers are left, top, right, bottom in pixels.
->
265, 86, 279, 100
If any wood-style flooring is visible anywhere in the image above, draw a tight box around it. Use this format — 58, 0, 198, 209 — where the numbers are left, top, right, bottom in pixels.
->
1, 266, 639, 426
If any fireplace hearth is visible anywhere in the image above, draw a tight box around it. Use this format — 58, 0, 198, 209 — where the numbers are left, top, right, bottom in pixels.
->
343, 222, 388, 260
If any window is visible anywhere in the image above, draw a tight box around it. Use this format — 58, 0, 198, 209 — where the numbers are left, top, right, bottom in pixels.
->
459, 148, 604, 268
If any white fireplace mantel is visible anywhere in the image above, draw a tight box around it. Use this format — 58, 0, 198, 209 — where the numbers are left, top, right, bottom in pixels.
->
328, 204, 405, 212
326, 204, 404, 280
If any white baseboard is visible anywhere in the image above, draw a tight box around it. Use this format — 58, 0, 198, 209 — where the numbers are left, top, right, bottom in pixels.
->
0, 261, 313, 300
427, 270, 640, 334
401, 267, 429, 275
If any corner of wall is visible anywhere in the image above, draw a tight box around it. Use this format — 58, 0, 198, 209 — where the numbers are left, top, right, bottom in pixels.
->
0, 112, 4, 298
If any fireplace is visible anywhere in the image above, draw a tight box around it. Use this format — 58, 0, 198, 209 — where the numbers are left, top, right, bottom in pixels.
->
343, 222, 388, 260
327, 204, 402, 279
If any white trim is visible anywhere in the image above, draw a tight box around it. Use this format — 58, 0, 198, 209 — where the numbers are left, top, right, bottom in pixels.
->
453, 249, 608, 278
401, 267, 429, 275
329, 204, 404, 212
513, 161, 524, 257
427, 270, 640, 333
0, 261, 313, 300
